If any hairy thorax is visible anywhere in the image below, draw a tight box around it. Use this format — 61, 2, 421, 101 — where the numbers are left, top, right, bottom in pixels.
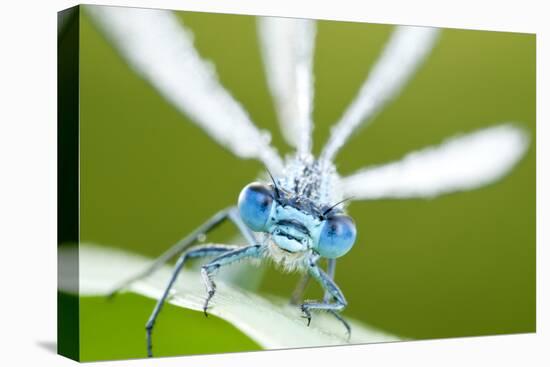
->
263, 238, 311, 273
279, 153, 343, 207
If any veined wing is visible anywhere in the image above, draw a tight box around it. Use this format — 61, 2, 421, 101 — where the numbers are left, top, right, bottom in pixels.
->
321, 26, 440, 162
86, 6, 284, 174
341, 124, 529, 200
257, 17, 316, 154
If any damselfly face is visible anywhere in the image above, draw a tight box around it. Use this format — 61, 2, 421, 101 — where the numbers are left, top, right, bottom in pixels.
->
238, 181, 356, 259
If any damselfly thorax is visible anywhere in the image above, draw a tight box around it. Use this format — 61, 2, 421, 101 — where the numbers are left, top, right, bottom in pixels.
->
278, 153, 342, 207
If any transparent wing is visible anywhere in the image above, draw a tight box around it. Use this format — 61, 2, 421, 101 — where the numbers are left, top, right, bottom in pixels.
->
257, 17, 316, 154
341, 124, 529, 200
321, 26, 440, 162
86, 6, 284, 174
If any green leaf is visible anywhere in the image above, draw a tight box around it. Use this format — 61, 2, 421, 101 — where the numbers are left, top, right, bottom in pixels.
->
59, 244, 401, 349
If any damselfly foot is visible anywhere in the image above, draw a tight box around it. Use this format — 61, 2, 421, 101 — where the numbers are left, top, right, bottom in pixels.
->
202, 289, 216, 317
300, 304, 312, 326
328, 310, 352, 341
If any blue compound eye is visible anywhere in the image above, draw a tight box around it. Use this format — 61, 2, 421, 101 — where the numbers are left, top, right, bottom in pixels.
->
317, 214, 357, 259
238, 183, 275, 232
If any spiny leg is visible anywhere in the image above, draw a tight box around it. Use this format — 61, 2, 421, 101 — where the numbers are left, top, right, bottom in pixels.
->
201, 244, 263, 316
290, 258, 336, 305
145, 244, 237, 358
327, 310, 351, 338
290, 273, 310, 305
300, 259, 350, 340
108, 207, 256, 298
323, 258, 336, 302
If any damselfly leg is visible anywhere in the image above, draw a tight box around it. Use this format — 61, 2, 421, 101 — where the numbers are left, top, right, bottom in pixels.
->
145, 244, 236, 357
290, 258, 337, 304
107, 207, 257, 298
324, 259, 337, 302
146, 243, 263, 357
201, 245, 263, 315
301, 260, 350, 340
290, 273, 310, 305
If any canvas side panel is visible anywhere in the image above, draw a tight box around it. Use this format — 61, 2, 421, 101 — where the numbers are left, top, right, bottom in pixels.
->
57, 5, 80, 362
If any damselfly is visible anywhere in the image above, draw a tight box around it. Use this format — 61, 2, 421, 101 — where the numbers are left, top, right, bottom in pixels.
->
88, 6, 529, 357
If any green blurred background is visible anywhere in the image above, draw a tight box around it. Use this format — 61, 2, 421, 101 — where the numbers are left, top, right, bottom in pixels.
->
74, 6, 535, 361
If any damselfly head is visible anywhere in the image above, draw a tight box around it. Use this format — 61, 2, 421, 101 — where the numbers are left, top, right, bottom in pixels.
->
238, 182, 356, 259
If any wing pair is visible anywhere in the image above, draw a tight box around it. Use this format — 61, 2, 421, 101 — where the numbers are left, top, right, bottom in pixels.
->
86, 6, 529, 201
